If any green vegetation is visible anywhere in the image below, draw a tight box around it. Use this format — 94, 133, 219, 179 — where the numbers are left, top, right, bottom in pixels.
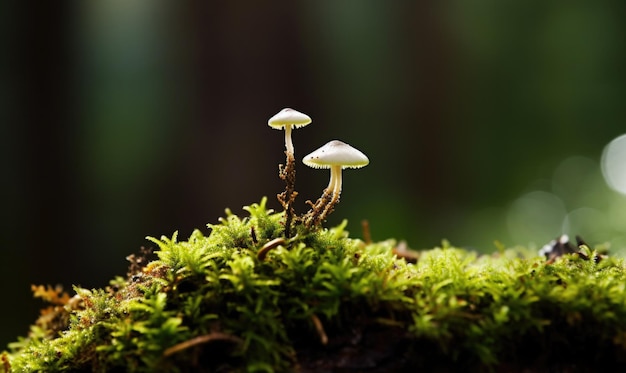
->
2, 199, 626, 371
4, 109, 626, 371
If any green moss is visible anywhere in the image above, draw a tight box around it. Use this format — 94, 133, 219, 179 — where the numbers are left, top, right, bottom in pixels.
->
3, 198, 626, 372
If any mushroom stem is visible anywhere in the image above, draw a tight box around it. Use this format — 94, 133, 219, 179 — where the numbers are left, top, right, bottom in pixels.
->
305, 166, 342, 227
327, 165, 339, 193
281, 126, 296, 236
284, 125, 294, 155
318, 166, 342, 222
331, 165, 342, 196
278, 151, 298, 237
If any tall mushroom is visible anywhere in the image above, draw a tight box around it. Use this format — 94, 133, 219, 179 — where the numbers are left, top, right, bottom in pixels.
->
302, 140, 369, 227
268, 108, 312, 237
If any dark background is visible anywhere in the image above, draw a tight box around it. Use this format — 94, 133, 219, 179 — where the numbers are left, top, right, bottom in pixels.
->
2, 1, 626, 347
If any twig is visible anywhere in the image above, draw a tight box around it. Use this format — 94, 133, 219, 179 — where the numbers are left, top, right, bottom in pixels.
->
311, 314, 328, 345
361, 220, 372, 245
257, 238, 286, 261
163, 332, 242, 357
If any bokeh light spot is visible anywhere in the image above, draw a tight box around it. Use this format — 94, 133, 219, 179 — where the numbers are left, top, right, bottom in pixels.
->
601, 134, 626, 195
507, 191, 567, 245
562, 207, 608, 243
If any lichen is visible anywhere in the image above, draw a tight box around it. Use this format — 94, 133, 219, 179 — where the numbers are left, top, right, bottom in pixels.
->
3, 197, 626, 372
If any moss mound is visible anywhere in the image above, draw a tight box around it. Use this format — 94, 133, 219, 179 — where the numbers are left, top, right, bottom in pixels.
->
3, 198, 626, 372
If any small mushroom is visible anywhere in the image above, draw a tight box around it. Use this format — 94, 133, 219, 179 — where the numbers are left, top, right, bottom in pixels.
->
268, 108, 312, 155
303, 140, 369, 226
268, 108, 312, 237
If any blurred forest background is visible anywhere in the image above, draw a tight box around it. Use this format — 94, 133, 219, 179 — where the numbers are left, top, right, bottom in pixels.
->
2, 1, 626, 347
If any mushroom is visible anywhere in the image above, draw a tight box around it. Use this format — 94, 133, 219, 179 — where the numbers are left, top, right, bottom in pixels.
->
268, 108, 312, 155
268, 108, 312, 237
302, 140, 369, 226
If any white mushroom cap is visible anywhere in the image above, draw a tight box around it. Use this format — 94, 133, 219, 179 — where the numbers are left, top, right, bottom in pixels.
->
268, 108, 312, 129
303, 140, 369, 169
